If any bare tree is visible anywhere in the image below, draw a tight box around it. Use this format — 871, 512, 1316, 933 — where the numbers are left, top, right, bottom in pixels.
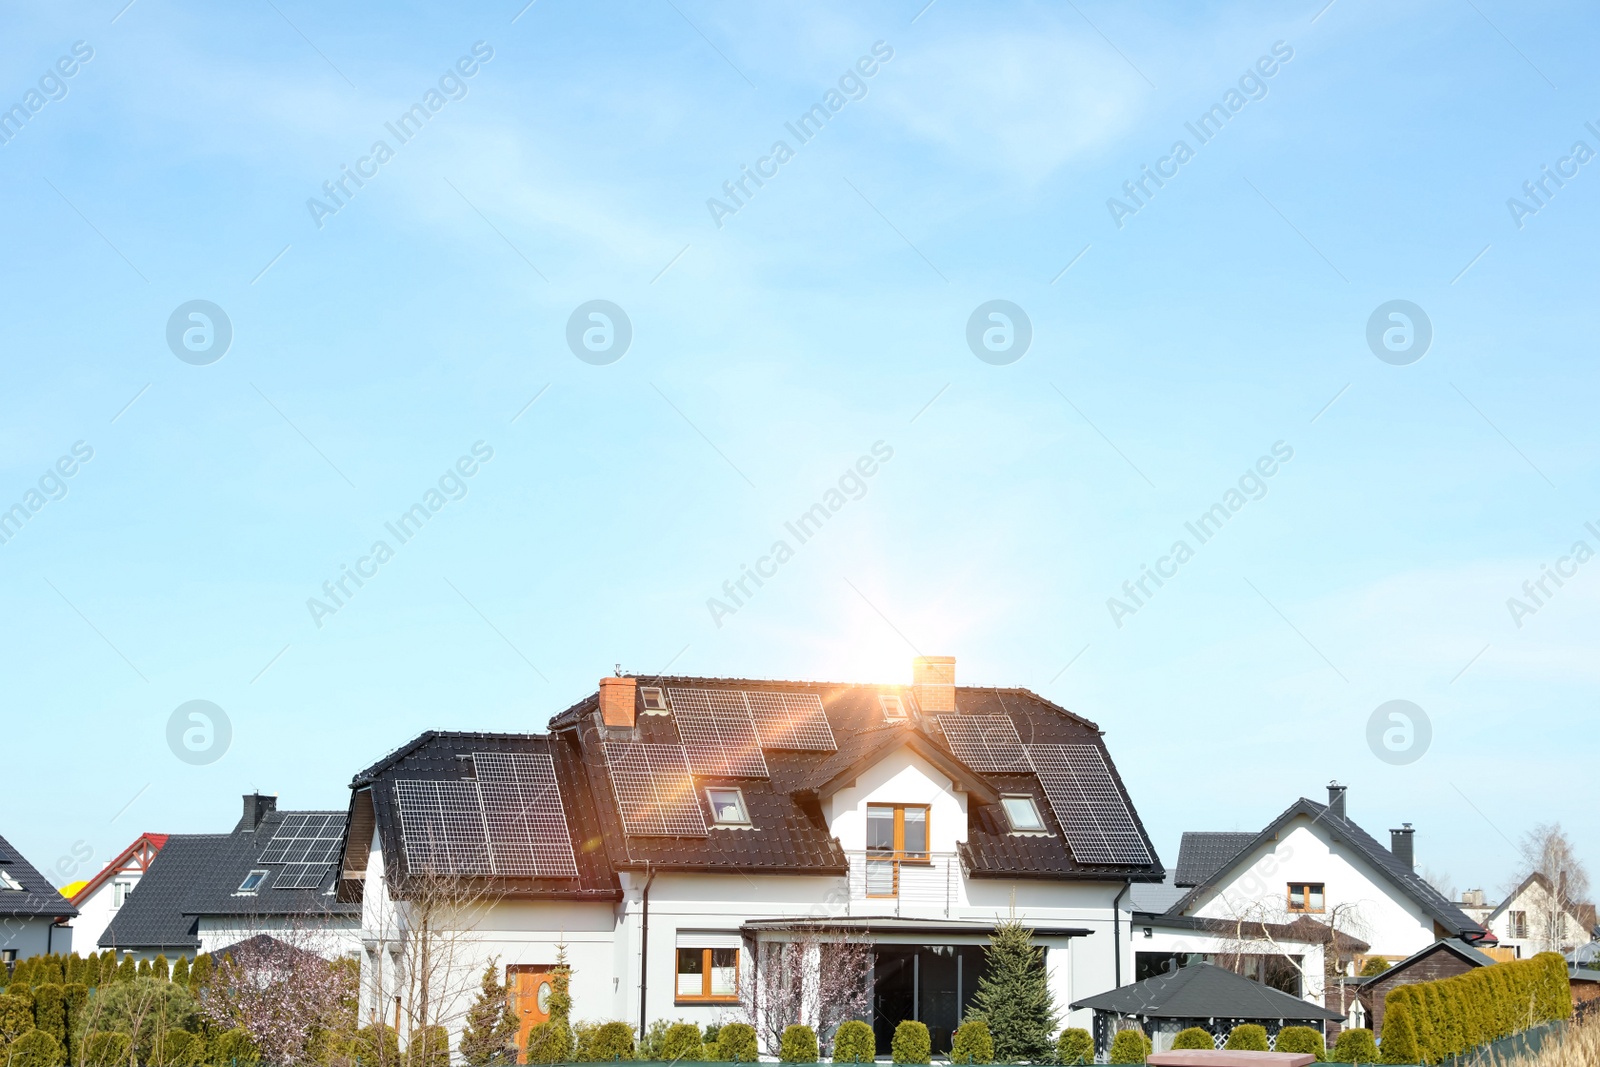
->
199, 931, 359, 1066
735, 930, 873, 1056
1211, 896, 1371, 1015
1516, 824, 1592, 955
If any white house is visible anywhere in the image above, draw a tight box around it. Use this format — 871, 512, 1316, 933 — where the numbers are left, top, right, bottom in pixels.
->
99, 795, 359, 961
1484, 872, 1597, 959
1130, 783, 1491, 1027
338, 658, 1167, 1059
64, 832, 168, 956
0, 832, 77, 966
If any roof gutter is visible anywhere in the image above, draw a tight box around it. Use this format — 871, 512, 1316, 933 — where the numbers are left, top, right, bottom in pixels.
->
1112, 881, 1130, 989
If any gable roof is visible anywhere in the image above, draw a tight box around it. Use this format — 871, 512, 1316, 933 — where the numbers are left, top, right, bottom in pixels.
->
1165, 797, 1486, 940
0, 832, 78, 918
1355, 937, 1496, 987
1488, 872, 1599, 935
1070, 961, 1345, 1021
1175, 832, 1257, 887
69, 832, 169, 906
101, 806, 357, 952
352, 674, 1164, 891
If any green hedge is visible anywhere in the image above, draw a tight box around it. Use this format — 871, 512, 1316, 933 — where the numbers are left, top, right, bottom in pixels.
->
1224, 1024, 1268, 1052
1107, 1028, 1150, 1064
575, 1020, 637, 1062
1172, 1028, 1213, 1050
832, 1021, 875, 1065
1380, 952, 1571, 1064
1274, 1026, 1324, 1058
891, 1021, 929, 1065
1055, 1028, 1093, 1065
1333, 1027, 1379, 1065
950, 1020, 993, 1064
780, 1024, 818, 1063
713, 1022, 757, 1063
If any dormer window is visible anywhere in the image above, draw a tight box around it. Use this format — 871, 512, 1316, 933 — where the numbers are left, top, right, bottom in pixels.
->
237, 870, 268, 894
880, 694, 907, 722
641, 687, 668, 712
1001, 795, 1046, 833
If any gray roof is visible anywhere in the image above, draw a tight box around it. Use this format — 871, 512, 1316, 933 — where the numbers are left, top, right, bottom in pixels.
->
1128, 871, 1187, 913
101, 806, 357, 952
1165, 797, 1486, 940
1175, 832, 1257, 887
1071, 961, 1345, 1021
1354, 937, 1496, 986
0, 833, 78, 918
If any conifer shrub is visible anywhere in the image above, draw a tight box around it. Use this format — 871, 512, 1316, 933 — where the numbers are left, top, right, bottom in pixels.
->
0, 993, 36, 1044
158, 1029, 206, 1067
406, 1026, 450, 1067
170, 957, 189, 986
1379, 999, 1419, 1065
831, 1021, 875, 1065
950, 1020, 993, 1064
80, 1031, 133, 1067
32, 983, 67, 1046
1171, 1028, 1213, 1050
890, 1021, 929, 1065
152, 956, 170, 982
1273, 1026, 1324, 1058
779, 1024, 818, 1063
112, 956, 135, 984
354, 1023, 401, 1067
712, 1022, 756, 1063
1361, 957, 1389, 977
7, 1027, 64, 1067
1107, 1028, 1150, 1064
968, 922, 1058, 1062
1055, 1028, 1093, 1065
61, 983, 87, 1060
653, 1022, 703, 1062
1331, 1027, 1378, 1065
525, 1021, 574, 1064
1224, 1025, 1268, 1052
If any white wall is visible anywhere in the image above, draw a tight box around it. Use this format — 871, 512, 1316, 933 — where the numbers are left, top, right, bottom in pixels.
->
824, 747, 969, 853
68, 875, 138, 955
1488, 879, 1592, 957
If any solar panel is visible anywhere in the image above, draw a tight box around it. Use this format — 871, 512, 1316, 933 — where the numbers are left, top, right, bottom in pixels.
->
603, 742, 708, 837
259, 813, 344, 866
937, 715, 1029, 773
664, 689, 770, 778
471, 752, 580, 879
1025, 744, 1152, 866
393, 779, 493, 876
744, 690, 837, 752
272, 863, 331, 890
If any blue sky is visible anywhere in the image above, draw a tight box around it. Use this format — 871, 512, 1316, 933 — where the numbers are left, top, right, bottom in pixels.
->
2, 0, 1595, 903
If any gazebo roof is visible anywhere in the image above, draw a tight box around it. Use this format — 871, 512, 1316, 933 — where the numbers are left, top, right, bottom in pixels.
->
1070, 962, 1345, 1022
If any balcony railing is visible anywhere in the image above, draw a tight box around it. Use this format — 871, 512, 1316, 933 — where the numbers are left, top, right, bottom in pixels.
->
843, 850, 959, 917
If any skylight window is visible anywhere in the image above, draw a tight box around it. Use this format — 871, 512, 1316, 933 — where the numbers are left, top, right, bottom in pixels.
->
237, 870, 268, 893
0, 869, 22, 891
880, 694, 907, 722
706, 787, 751, 826
640, 687, 668, 712
1002, 795, 1046, 833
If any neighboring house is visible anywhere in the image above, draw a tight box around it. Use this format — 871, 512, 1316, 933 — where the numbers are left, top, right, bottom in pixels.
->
1484, 872, 1598, 958
65, 832, 168, 955
1133, 783, 1490, 1016
339, 657, 1166, 1057
1070, 960, 1345, 1055
100, 795, 359, 960
1353, 937, 1497, 1033
0, 832, 78, 964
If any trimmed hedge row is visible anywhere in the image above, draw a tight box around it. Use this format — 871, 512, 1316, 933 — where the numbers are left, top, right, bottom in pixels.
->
1380, 951, 1571, 1064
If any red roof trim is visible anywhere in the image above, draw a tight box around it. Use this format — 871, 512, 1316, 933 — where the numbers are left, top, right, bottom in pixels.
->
69, 833, 168, 905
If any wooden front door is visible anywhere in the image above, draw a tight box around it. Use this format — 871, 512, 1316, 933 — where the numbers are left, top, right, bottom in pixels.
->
507, 965, 556, 1063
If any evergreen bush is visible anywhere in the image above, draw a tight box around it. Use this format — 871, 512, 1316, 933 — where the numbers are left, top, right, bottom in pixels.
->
525, 1021, 574, 1064
8, 1027, 65, 1067
0, 993, 35, 1044
1171, 1028, 1213, 1050
151, 956, 170, 982
61, 983, 87, 1061
353, 1023, 401, 1067
1274, 1026, 1324, 1058
112, 957, 135, 984
890, 1021, 929, 1065
1107, 1029, 1149, 1064
1379, 999, 1419, 1065
1055, 1028, 1093, 1065
1223, 1025, 1268, 1052
655, 1022, 703, 1062
405, 1026, 450, 1067
1378, 952, 1572, 1062
779, 1024, 818, 1063
459, 960, 519, 1066
157, 1029, 206, 1067
80, 1031, 133, 1067
831, 1021, 875, 1065
950, 1020, 992, 1064
186, 954, 212, 992
712, 1022, 756, 1063
171, 957, 191, 987
967, 922, 1058, 1062
575, 1019, 635, 1061
32, 983, 67, 1046
1331, 1028, 1378, 1065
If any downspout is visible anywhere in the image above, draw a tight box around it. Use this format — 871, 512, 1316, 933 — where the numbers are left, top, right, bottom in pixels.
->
638, 864, 656, 1037
1112, 882, 1130, 988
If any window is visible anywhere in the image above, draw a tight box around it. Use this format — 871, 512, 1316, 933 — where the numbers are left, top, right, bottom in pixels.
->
866, 803, 930, 897
640, 687, 668, 712
0, 869, 22, 891
1510, 911, 1528, 938
237, 870, 268, 893
112, 882, 132, 909
880, 694, 907, 722
1001, 795, 1046, 832
1287, 882, 1325, 913
676, 947, 739, 1002
706, 787, 750, 826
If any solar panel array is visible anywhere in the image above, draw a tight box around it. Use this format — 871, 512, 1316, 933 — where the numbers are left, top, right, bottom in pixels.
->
744, 690, 837, 751
603, 742, 708, 837
1024, 744, 1153, 866
937, 715, 1029, 773
664, 689, 770, 777
258, 812, 347, 890
392, 752, 580, 878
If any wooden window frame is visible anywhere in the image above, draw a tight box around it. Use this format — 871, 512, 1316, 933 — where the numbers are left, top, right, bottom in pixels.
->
865, 803, 931, 898
674, 946, 741, 1004
1286, 882, 1326, 914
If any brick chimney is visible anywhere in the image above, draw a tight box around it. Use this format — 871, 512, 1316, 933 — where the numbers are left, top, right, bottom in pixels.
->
599, 676, 638, 728
1391, 823, 1415, 869
1327, 781, 1347, 820
240, 793, 277, 832
912, 656, 956, 713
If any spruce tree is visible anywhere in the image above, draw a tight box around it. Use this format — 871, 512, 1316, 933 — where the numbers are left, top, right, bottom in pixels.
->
458, 958, 519, 1066
966, 921, 1058, 1062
